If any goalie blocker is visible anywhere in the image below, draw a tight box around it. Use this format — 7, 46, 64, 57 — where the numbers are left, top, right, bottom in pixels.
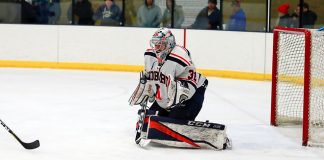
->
138, 113, 231, 150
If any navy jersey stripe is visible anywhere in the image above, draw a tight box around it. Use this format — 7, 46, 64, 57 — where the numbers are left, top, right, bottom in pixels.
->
167, 56, 187, 67
187, 81, 198, 90
145, 52, 156, 58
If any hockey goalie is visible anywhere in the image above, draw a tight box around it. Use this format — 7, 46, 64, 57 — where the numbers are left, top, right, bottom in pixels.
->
129, 28, 231, 150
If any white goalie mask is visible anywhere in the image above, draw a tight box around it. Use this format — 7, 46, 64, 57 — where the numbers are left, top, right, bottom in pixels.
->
150, 28, 176, 65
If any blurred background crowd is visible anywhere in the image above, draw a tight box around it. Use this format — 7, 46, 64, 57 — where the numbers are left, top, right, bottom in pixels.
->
0, 0, 322, 32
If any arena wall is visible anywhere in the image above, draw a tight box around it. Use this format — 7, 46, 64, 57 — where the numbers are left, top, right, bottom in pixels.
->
0, 24, 273, 80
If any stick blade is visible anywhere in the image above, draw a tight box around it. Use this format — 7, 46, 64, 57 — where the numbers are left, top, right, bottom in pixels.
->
22, 140, 40, 150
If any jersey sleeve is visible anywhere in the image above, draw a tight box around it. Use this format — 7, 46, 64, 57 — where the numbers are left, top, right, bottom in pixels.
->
176, 66, 197, 99
168, 51, 198, 99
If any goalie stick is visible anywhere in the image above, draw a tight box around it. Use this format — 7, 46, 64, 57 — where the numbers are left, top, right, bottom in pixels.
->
135, 104, 146, 144
135, 103, 152, 147
0, 119, 40, 150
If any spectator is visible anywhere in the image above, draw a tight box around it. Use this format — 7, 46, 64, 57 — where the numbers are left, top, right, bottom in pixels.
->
34, 0, 50, 24
0, 0, 20, 23
291, 2, 317, 28
68, 0, 94, 25
191, 0, 221, 30
276, 3, 291, 27
21, 0, 37, 24
161, 0, 184, 28
124, 0, 136, 25
48, 0, 61, 24
227, 0, 246, 31
291, 11, 298, 28
137, 0, 162, 28
93, 0, 121, 26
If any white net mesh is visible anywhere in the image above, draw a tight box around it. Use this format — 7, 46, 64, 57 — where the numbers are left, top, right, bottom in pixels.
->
275, 29, 324, 146
276, 32, 305, 124
309, 30, 324, 146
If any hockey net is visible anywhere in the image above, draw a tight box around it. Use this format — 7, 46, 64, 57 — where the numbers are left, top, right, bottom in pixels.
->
271, 27, 324, 146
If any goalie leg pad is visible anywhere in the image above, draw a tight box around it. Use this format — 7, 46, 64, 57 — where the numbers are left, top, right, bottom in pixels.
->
146, 116, 230, 150
135, 109, 158, 145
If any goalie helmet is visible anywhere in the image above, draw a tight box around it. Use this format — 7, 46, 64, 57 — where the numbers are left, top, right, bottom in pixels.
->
150, 28, 176, 65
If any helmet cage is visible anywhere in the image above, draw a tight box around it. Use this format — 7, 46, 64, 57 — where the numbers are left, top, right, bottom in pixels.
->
150, 38, 168, 53
150, 28, 175, 64
150, 38, 169, 64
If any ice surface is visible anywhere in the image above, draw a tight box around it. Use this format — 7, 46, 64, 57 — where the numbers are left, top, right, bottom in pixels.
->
0, 68, 323, 160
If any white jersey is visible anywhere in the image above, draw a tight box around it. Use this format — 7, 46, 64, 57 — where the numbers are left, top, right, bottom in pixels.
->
144, 45, 206, 109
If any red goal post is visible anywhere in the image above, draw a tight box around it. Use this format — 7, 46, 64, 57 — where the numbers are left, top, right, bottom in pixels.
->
271, 26, 324, 147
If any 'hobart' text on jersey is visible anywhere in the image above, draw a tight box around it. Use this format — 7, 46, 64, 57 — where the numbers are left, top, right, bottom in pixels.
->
144, 45, 206, 109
